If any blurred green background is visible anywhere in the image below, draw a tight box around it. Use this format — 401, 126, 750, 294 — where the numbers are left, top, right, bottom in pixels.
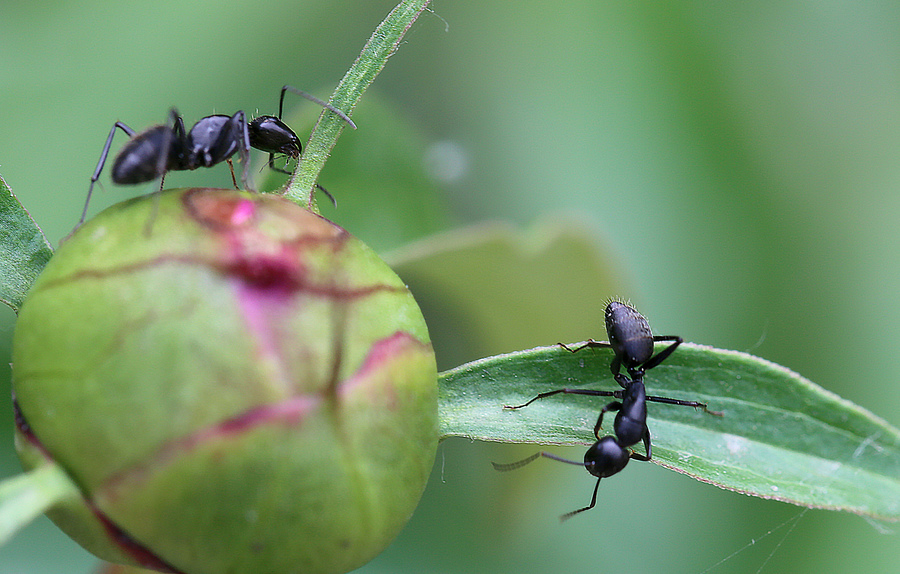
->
2, 0, 899, 572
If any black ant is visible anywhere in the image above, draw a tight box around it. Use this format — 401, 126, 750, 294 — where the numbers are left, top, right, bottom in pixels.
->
492, 300, 722, 520
78, 86, 355, 229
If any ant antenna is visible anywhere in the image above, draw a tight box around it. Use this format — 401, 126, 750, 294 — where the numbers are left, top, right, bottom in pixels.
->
280, 86, 357, 130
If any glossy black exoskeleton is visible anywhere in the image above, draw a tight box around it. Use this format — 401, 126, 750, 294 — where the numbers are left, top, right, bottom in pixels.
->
492, 300, 721, 520
79, 86, 355, 229
563, 300, 683, 378
248, 85, 356, 176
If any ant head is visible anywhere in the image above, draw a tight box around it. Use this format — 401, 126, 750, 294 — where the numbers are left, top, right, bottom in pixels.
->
248, 116, 302, 158
583, 435, 630, 479
605, 300, 654, 370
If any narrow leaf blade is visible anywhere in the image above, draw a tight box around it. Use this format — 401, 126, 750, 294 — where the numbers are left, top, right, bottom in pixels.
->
438, 343, 900, 520
0, 462, 80, 545
0, 174, 53, 312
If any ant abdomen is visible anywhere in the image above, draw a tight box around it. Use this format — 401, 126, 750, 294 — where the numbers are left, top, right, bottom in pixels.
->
605, 300, 655, 369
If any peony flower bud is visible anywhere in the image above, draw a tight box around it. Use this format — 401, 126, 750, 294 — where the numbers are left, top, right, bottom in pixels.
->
12, 188, 438, 574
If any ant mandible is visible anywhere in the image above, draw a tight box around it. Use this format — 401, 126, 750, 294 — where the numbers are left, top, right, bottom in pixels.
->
492, 300, 722, 520
78, 85, 356, 229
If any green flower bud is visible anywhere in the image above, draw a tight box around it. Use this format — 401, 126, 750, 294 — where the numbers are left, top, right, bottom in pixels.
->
12, 188, 438, 574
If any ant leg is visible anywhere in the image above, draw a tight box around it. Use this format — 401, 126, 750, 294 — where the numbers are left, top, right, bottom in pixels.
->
609, 354, 622, 377
557, 339, 611, 354
613, 373, 631, 389
233, 111, 252, 191
143, 187, 163, 237
558, 340, 622, 376
642, 335, 683, 371
593, 400, 622, 440
262, 149, 337, 208
212, 111, 252, 190
143, 135, 177, 238
629, 428, 652, 462
491, 451, 587, 472
280, 85, 357, 129
159, 109, 183, 182
560, 478, 601, 522
267, 153, 289, 174
504, 387, 618, 410
262, 150, 336, 207
264, 158, 333, 205
142, 111, 181, 237
315, 184, 338, 208
644, 394, 723, 416
225, 159, 239, 189
78, 121, 137, 230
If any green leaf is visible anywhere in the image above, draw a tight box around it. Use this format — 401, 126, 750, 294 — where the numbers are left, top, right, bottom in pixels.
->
286, 0, 433, 209
0, 462, 80, 546
257, 95, 451, 253
437, 342, 900, 521
0, 174, 53, 312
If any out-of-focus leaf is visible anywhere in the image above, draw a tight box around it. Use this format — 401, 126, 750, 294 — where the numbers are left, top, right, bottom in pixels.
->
257, 94, 451, 253
438, 342, 900, 520
384, 218, 626, 369
283, 0, 434, 209
0, 174, 53, 312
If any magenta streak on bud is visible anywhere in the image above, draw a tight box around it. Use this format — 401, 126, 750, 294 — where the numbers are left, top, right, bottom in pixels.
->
13, 190, 438, 573
99, 396, 322, 503
230, 198, 255, 225
234, 279, 296, 392
52, 395, 321, 572
88, 503, 186, 574
226, 246, 306, 291
233, 266, 411, 383
12, 394, 48, 456
97, 331, 430, 505
34, 251, 409, 300
14, 396, 186, 573
338, 332, 433, 399
98, 332, 429, 501
214, 397, 321, 433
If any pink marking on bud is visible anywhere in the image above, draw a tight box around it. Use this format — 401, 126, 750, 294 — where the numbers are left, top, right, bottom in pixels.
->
230, 199, 256, 226
89, 503, 186, 573
14, 399, 186, 573
12, 395, 50, 457
214, 397, 321, 434
228, 247, 305, 291
98, 396, 322, 502
339, 331, 432, 398
98, 337, 431, 501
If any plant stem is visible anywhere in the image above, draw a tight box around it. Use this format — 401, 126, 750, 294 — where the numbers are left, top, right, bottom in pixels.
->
0, 462, 80, 545
285, 0, 432, 210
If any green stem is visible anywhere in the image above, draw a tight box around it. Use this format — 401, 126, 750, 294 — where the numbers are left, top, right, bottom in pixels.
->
0, 462, 81, 545
285, 0, 432, 210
